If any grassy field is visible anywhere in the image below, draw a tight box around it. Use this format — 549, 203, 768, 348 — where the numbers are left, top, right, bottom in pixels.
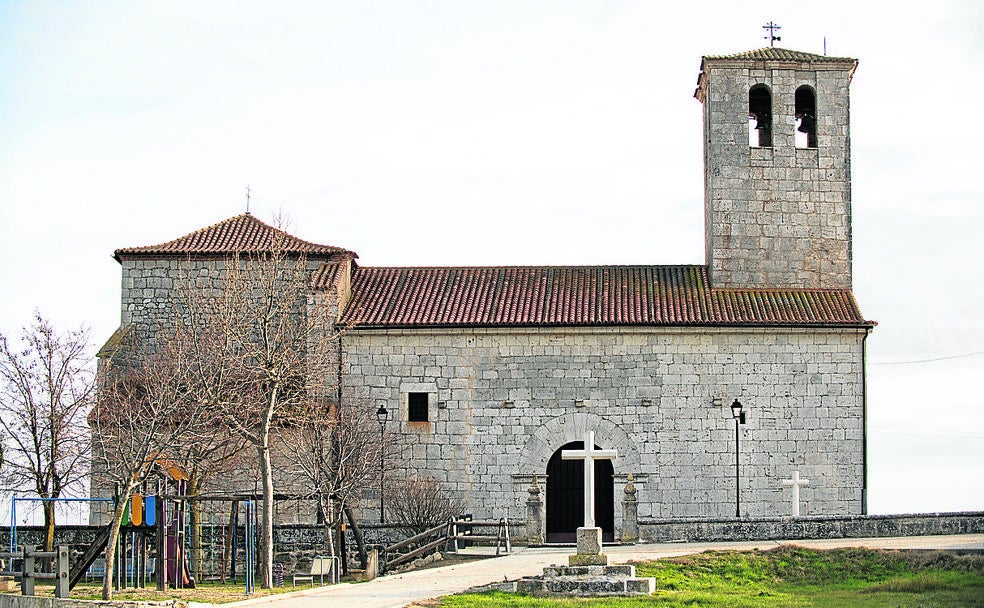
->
437, 546, 984, 608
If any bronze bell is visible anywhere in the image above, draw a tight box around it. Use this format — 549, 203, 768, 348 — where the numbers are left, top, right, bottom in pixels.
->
797, 113, 815, 133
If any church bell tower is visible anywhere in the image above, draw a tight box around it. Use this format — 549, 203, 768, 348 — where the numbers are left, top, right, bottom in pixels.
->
695, 48, 858, 289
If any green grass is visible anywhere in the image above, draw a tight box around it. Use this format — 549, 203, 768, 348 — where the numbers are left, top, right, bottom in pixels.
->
437, 546, 984, 608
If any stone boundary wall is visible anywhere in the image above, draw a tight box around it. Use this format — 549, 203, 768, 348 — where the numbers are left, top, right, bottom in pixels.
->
640, 511, 984, 543
0, 597, 184, 608
0, 525, 401, 555
1, 524, 407, 575
5, 513, 980, 556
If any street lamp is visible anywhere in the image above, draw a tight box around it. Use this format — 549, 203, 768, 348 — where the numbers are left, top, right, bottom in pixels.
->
376, 404, 389, 523
730, 399, 747, 518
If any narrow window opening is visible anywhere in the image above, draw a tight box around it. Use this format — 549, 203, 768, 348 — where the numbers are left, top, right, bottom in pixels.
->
748, 85, 772, 148
408, 392, 429, 422
795, 86, 817, 148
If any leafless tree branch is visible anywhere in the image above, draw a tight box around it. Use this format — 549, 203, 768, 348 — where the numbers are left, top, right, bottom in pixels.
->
0, 312, 93, 552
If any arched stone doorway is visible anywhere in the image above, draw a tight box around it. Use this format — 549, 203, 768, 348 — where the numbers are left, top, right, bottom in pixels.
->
545, 441, 614, 543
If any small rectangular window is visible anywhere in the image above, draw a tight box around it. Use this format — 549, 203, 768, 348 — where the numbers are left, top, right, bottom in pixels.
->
408, 392, 429, 422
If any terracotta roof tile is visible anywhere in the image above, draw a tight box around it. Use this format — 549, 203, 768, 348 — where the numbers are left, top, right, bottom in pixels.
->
702, 47, 856, 63
695, 47, 859, 102
339, 265, 869, 328
114, 214, 356, 262
311, 262, 347, 290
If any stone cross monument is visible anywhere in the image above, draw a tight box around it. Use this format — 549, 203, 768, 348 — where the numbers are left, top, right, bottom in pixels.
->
562, 431, 617, 565
781, 470, 810, 517
562, 431, 618, 528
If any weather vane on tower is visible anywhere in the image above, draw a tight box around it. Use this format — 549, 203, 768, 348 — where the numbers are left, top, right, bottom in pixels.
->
762, 21, 782, 47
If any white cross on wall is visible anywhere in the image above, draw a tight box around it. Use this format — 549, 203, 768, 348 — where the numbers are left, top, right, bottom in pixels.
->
562, 431, 618, 529
781, 470, 810, 517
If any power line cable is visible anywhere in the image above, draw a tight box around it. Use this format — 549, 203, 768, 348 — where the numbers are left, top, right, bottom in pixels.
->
870, 350, 984, 366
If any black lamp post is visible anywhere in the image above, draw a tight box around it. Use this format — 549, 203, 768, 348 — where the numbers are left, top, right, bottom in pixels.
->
730, 399, 747, 518
375, 404, 388, 523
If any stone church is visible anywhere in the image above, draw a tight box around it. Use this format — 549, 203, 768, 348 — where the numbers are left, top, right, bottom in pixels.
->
103, 47, 872, 542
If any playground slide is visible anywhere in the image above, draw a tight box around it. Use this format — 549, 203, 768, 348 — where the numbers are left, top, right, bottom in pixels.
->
68, 525, 111, 590
164, 531, 196, 588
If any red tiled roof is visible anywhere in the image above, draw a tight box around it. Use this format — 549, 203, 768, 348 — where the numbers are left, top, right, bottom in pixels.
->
702, 47, 855, 63
311, 262, 347, 290
339, 265, 869, 328
114, 214, 357, 262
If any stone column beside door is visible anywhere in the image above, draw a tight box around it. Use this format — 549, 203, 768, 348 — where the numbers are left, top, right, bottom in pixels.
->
621, 474, 639, 543
526, 475, 544, 545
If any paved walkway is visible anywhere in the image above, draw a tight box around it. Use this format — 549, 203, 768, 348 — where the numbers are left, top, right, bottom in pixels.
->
237, 534, 984, 608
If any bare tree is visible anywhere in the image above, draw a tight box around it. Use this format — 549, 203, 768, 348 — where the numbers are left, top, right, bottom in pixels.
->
91, 333, 207, 600
168, 240, 342, 588
386, 476, 463, 537
278, 399, 392, 558
0, 312, 93, 553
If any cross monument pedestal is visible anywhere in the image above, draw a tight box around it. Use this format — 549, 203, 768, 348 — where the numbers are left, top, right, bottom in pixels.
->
562, 431, 617, 566
570, 527, 608, 566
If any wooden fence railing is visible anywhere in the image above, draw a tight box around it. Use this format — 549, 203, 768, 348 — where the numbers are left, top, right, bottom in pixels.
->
0, 545, 70, 598
379, 517, 511, 574
447, 518, 511, 555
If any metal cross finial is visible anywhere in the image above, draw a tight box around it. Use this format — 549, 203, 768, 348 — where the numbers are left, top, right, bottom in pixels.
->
245, 185, 252, 215
762, 21, 782, 47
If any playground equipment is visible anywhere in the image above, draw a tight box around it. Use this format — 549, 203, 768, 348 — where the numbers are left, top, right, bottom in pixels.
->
72, 491, 263, 591
67, 461, 199, 591
9, 497, 114, 552
9, 466, 313, 595
67, 493, 159, 591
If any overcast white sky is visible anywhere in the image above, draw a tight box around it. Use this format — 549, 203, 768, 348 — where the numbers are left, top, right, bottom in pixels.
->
1, 1, 981, 518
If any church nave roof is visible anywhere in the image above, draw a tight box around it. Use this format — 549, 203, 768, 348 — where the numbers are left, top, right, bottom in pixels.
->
340, 265, 869, 328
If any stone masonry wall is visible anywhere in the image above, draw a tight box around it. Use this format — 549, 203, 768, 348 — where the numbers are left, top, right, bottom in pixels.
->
703, 61, 854, 289
118, 257, 327, 343
341, 326, 867, 533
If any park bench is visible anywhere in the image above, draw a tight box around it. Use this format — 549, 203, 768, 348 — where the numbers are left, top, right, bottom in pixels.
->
84, 557, 155, 583
292, 556, 338, 586
85, 558, 106, 582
